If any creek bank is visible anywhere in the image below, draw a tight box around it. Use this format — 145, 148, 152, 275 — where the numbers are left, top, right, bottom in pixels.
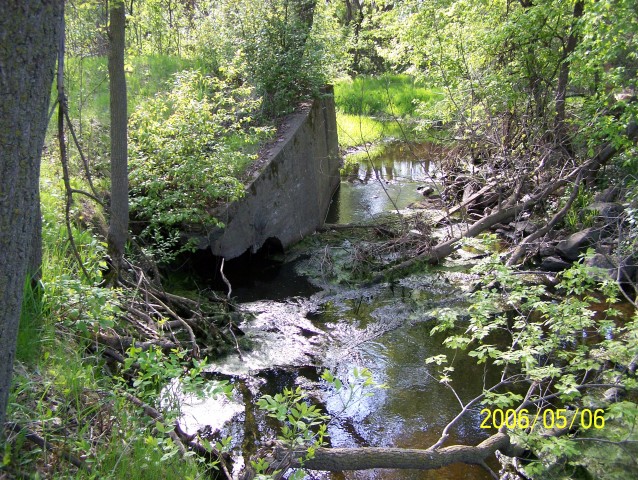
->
169, 143, 503, 480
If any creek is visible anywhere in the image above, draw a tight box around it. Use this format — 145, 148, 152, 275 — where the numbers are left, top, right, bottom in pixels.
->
175, 143, 497, 479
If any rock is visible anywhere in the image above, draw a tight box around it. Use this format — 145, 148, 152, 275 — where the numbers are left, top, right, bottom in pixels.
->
584, 253, 637, 284
593, 186, 620, 203
586, 202, 625, 223
603, 387, 625, 403
584, 253, 616, 270
539, 242, 557, 257
539, 256, 572, 272
556, 227, 605, 261
417, 185, 435, 196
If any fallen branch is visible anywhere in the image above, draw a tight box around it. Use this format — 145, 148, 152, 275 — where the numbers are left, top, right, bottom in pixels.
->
506, 170, 583, 266
240, 433, 514, 479
122, 392, 187, 456
6, 422, 89, 472
431, 181, 498, 226
365, 139, 633, 285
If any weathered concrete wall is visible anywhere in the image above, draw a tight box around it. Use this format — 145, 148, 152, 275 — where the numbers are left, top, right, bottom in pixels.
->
202, 88, 340, 259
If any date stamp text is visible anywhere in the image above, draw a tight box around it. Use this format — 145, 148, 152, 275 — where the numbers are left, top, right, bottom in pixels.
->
480, 408, 605, 430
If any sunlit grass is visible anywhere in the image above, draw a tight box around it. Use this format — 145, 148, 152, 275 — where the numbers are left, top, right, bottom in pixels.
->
334, 74, 444, 149
337, 113, 387, 148
334, 74, 444, 118
63, 54, 205, 125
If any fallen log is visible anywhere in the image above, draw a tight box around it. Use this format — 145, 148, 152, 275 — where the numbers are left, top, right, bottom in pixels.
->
366, 119, 638, 285
366, 173, 572, 285
240, 433, 513, 479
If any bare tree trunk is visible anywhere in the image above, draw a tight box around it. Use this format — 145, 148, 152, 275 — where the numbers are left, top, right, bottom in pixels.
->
554, 0, 584, 148
0, 0, 63, 430
240, 433, 513, 479
107, 0, 129, 278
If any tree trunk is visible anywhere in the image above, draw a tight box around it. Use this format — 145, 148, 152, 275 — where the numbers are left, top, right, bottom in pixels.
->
554, 0, 584, 148
107, 0, 129, 278
240, 433, 513, 479
0, 0, 63, 430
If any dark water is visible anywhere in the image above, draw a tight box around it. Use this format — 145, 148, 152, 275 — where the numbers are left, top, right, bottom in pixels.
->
176, 143, 496, 479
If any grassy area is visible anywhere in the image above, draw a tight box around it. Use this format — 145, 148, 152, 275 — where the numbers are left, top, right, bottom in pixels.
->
334, 74, 443, 118
4, 54, 238, 479
6, 176, 208, 477
334, 75, 444, 149
64, 55, 206, 124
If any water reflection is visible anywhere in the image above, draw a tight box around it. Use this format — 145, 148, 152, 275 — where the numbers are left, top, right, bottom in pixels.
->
327, 143, 439, 224
317, 286, 497, 480
177, 141, 495, 479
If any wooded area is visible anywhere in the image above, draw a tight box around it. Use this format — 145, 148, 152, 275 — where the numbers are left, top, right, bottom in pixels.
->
1, 1, 637, 479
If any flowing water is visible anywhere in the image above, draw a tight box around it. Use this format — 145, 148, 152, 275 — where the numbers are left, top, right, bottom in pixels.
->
176, 143, 498, 479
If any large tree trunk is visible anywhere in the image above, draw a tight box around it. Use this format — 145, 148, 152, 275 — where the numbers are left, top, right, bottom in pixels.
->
107, 0, 129, 278
0, 0, 63, 430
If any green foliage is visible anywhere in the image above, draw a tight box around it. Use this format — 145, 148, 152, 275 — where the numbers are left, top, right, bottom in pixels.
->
42, 231, 119, 336
334, 75, 443, 148
253, 368, 384, 477
121, 345, 232, 408
257, 386, 329, 450
129, 70, 274, 261
192, 0, 341, 116
321, 367, 387, 414
572, 0, 638, 153
564, 188, 597, 232
429, 255, 638, 477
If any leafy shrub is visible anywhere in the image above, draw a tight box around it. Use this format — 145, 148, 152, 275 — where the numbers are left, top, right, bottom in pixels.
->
129, 70, 274, 260
192, 0, 339, 117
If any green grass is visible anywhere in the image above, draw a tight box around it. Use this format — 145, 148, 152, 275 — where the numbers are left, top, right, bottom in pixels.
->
64, 54, 206, 125
337, 113, 391, 148
334, 74, 444, 149
9, 199, 203, 477
16, 280, 44, 364
334, 74, 444, 118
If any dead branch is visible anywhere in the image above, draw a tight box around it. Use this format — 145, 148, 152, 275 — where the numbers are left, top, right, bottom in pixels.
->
431, 181, 498, 226
122, 392, 187, 456
365, 129, 638, 285
506, 171, 583, 266
6, 422, 89, 472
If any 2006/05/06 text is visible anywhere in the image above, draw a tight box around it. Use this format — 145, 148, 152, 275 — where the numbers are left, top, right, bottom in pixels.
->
480, 408, 605, 430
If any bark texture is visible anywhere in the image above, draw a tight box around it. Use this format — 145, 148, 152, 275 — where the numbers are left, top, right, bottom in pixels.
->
554, 0, 584, 147
241, 433, 513, 479
302, 433, 511, 471
107, 0, 129, 275
0, 0, 63, 429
